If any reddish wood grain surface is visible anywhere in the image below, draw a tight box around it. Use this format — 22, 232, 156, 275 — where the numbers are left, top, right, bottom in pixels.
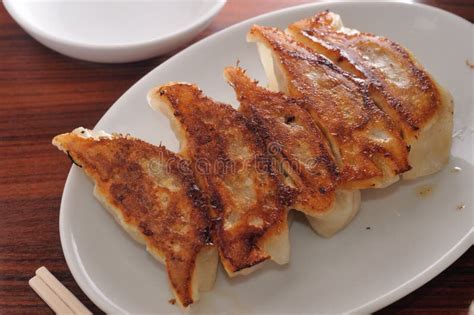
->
0, 1, 472, 314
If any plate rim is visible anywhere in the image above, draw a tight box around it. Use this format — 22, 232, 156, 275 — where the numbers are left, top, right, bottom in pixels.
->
3, 0, 228, 49
58, 1, 474, 313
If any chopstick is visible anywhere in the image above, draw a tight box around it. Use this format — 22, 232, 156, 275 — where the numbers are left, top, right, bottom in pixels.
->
29, 276, 73, 314
29, 266, 92, 314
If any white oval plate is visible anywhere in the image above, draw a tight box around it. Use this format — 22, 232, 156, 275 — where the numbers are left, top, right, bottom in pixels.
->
4, 0, 226, 63
59, 2, 473, 313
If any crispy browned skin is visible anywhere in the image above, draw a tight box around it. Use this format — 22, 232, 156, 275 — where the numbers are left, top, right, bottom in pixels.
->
151, 83, 295, 275
287, 11, 441, 141
248, 25, 410, 189
224, 66, 338, 215
52, 131, 212, 307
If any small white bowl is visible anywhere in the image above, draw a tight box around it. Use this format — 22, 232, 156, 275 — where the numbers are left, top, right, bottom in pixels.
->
4, 0, 226, 63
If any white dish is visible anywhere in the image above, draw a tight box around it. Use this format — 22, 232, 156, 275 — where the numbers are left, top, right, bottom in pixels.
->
3, 0, 226, 63
58, 1, 473, 313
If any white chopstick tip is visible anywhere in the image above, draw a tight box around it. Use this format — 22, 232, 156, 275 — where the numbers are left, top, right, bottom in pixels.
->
35, 266, 48, 276
29, 275, 74, 314
30, 266, 92, 315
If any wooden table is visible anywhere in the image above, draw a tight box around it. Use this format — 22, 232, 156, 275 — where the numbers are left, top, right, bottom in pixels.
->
0, 0, 472, 313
